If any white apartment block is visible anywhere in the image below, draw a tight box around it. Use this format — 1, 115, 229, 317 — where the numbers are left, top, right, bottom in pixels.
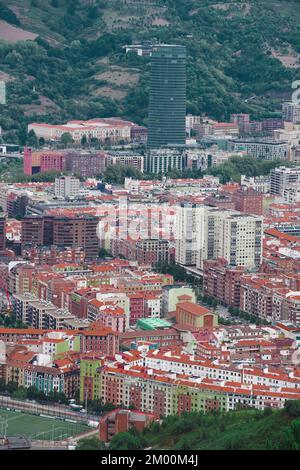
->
283, 185, 300, 203
196, 207, 263, 270
146, 148, 185, 174
175, 203, 205, 265
229, 139, 289, 160
54, 175, 80, 199
241, 174, 270, 194
270, 166, 300, 195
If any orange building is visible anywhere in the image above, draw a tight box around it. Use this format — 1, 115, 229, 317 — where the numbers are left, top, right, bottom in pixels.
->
175, 302, 218, 329
99, 409, 156, 442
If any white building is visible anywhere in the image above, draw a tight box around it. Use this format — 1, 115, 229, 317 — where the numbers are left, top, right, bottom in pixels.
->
196, 208, 263, 270
54, 175, 80, 199
241, 174, 270, 194
28, 118, 132, 144
229, 139, 289, 160
270, 166, 300, 195
146, 148, 185, 174
283, 185, 300, 203
175, 203, 205, 265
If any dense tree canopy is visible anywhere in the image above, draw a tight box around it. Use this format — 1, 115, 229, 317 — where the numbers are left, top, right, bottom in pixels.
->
0, 1, 300, 144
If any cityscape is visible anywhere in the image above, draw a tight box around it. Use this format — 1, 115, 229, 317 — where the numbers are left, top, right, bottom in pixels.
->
1, 0, 300, 454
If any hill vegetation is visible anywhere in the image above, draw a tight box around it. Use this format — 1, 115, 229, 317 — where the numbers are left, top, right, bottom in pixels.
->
77, 400, 300, 450
0, 0, 299, 145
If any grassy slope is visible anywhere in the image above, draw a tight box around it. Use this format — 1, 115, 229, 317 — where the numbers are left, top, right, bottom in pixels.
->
144, 408, 298, 450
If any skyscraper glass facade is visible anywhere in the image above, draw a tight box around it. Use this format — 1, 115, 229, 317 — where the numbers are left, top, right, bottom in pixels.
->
148, 45, 186, 149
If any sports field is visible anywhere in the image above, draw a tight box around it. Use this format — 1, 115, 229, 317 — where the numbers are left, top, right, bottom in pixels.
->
0, 408, 90, 440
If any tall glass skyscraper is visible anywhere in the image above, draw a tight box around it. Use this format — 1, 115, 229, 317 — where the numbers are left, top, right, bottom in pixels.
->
148, 45, 186, 149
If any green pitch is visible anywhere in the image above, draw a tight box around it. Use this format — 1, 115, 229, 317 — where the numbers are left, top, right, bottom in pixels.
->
0, 408, 90, 440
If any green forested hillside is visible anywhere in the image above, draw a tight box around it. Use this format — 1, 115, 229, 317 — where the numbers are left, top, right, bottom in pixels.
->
76, 401, 300, 450
0, 0, 300, 144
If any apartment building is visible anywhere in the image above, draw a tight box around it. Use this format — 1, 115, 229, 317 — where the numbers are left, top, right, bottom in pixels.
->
105, 152, 144, 172
240, 174, 270, 194
270, 166, 300, 195
93, 361, 300, 416
203, 259, 245, 308
0, 213, 6, 252
136, 239, 171, 265
80, 327, 119, 355
54, 176, 80, 199
64, 151, 106, 177
175, 203, 205, 265
282, 101, 300, 124
13, 293, 75, 330
87, 299, 126, 333
197, 208, 263, 270
229, 140, 289, 160
52, 215, 99, 261
79, 354, 103, 401
23, 148, 66, 176
240, 273, 300, 325
233, 187, 264, 216
21, 215, 44, 245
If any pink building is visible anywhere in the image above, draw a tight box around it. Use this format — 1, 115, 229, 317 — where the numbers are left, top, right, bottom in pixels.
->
23, 147, 33, 176
23, 147, 66, 175
87, 299, 126, 333
40, 153, 66, 173
128, 293, 145, 326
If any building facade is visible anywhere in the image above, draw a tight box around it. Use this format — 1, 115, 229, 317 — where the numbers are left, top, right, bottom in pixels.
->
148, 45, 186, 149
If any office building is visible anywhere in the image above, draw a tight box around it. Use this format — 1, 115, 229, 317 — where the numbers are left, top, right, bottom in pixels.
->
23, 148, 66, 176
146, 148, 185, 174
148, 45, 186, 149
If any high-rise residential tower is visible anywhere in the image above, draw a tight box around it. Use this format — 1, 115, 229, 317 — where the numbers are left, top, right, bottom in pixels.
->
148, 45, 186, 149
196, 208, 263, 270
